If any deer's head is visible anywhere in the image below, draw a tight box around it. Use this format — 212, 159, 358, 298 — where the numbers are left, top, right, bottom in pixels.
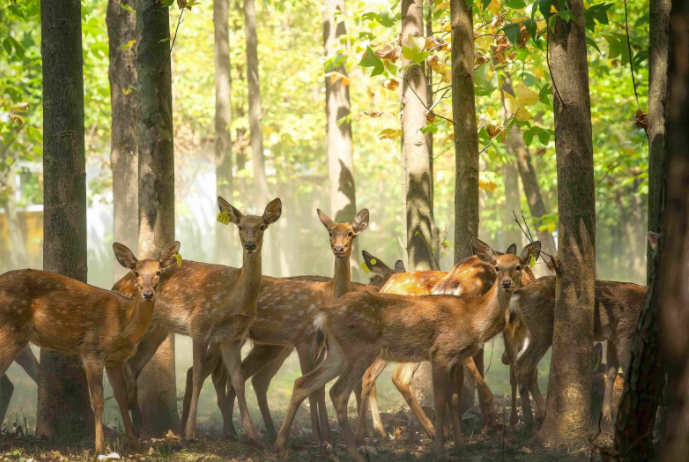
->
218, 197, 282, 254
114, 241, 181, 301
362, 250, 405, 288
473, 238, 541, 292
317, 208, 369, 258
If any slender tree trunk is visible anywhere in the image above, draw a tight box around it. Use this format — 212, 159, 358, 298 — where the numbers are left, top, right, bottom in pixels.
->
323, 0, 359, 276
37, 0, 93, 441
515, 147, 558, 256
243, 0, 267, 207
214, 0, 234, 266
136, 0, 179, 434
451, 0, 479, 262
425, 1, 440, 268
107, 0, 139, 283
658, 3, 689, 457
538, 0, 596, 445
503, 162, 522, 248
5, 165, 29, 268
613, 0, 670, 458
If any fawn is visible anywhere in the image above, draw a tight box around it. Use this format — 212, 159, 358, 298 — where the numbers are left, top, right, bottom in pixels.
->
0, 241, 180, 453
275, 239, 541, 461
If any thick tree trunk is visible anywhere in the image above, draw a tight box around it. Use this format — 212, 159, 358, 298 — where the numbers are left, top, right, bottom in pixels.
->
503, 161, 522, 249
323, 0, 359, 275
658, 3, 689, 457
243, 0, 267, 207
107, 0, 139, 283
136, 0, 179, 434
214, 0, 234, 266
37, 0, 93, 441
613, 1, 670, 458
451, 0, 479, 262
538, 0, 596, 446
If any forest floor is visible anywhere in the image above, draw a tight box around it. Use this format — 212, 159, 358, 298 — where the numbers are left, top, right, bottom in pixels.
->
0, 398, 619, 462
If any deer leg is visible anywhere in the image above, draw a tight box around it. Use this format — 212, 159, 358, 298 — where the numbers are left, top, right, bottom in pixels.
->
295, 344, 322, 443
275, 336, 345, 455
184, 339, 208, 441
603, 342, 619, 422
356, 358, 387, 441
463, 356, 496, 431
0, 375, 14, 429
392, 361, 435, 438
181, 345, 223, 436
503, 333, 520, 426
106, 363, 141, 451
330, 359, 372, 462
83, 359, 106, 454
449, 364, 467, 454
0, 342, 23, 429
529, 368, 546, 422
431, 362, 449, 455
252, 346, 292, 442
221, 340, 261, 449
15, 345, 39, 382
210, 361, 234, 438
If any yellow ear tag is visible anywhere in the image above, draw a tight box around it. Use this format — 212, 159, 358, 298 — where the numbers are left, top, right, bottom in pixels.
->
217, 210, 230, 225
529, 254, 537, 268
360, 262, 370, 274
174, 253, 182, 267
370, 258, 377, 266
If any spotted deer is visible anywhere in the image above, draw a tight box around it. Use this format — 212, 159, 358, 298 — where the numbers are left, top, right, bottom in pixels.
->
0, 241, 180, 453
275, 239, 541, 461
356, 244, 536, 440
116, 197, 281, 446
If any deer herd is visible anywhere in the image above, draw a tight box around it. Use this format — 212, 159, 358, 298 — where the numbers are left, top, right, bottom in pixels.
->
0, 196, 654, 460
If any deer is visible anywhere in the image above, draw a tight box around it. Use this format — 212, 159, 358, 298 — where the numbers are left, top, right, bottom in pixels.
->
356, 244, 536, 441
509, 233, 656, 428
0, 240, 180, 454
0, 346, 39, 428
121, 206, 372, 445
274, 239, 541, 461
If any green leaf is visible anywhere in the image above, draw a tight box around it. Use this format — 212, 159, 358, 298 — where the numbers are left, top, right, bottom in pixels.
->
522, 128, 535, 147
402, 46, 430, 64
558, 10, 571, 23
632, 49, 649, 68
359, 46, 385, 77
474, 64, 498, 96
2, 37, 13, 55
522, 19, 538, 42
160, 0, 174, 7
535, 126, 550, 145
538, 0, 552, 21
584, 3, 613, 32
420, 123, 438, 134
506, 0, 527, 8
119, 3, 136, 13
482, 0, 492, 10
503, 23, 521, 46
586, 36, 602, 54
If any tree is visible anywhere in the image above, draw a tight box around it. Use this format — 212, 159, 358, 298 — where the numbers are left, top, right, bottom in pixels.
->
36, 0, 93, 441
613, 0, 670, 458
107, 0, 138, 282
323, 0, 358, 273
136, 0, 179, 434
537, 0, 596, 445
502, 161, 522, 248
214, 0, 234, 266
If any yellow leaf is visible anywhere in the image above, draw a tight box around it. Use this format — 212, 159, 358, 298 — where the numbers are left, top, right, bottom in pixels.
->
488, 0, 501, 15
441, 68, 452, 83
479, 179, 498, 192
504, 92, 519, 114
516, 82, 539, 107
515, 107, 532, 122
378, 128, 403, 140
329, 72, 350, 86
443, 22, 452, 32
122, 88, 133, 95
408, 34, 426, 53
383, 79, 399, 90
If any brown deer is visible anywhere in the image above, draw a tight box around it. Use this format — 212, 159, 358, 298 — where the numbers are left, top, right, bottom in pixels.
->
0, 346, 39, 428
275, 239, 541, 461
0, 241, 180, 453
356, 244, 536, 440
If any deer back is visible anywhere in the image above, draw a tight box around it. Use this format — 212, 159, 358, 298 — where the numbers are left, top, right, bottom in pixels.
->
380, 270, 446, 295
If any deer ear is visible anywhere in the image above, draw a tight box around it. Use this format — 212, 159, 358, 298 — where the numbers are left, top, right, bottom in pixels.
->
519, 241, 541, 266
505, 243, 517, 255
218, 196, 243, 225
362, 250, 391, 276
159, 241, 181, 268
472, 238, 497, 265
317, 208, 335, 230
263, 198, 282, 225
113, 243, 137, 270
394, 260, 406, 273
352, 209, 369, 235
647, 231, 659, 251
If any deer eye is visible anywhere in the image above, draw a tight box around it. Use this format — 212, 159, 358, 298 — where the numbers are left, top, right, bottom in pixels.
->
348, 232, 353, 237
260, 225, 266, 230
156, 271, 161, 276
516, 265, 522, 271
494, 266, 499, 272
329, 232, 332, 237
134, 272, 139, 278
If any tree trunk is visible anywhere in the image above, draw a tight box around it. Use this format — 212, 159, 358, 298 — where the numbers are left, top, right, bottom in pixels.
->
214, 0, 234, 266
107, 0, 139, 283
425, 2, 440, 268
5, 165, 29, 269
136, 0, 179, 435
613, 0, 670, 458
514, 148, 557, 256
451, 0, 479, 262
502, 161, 522, 249
323, 0, 359, 276
243, 0, 267, 207
37, 0, 93, 441
658, 3, 689, 457
538, 0, 596, 446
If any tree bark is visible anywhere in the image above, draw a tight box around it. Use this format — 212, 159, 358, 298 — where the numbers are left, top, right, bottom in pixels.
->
658, 3, 689, 457
451, 0, 479, 262
37, 0, 93, 441
136, 0, 179, 434
107, 0, 139, 283
502, 161, 522, 249
323, 0, 359, 275
425, 2, 440, 267
243, 0, 267, 207
538, 0, 596, 446
612, 1, 671, 458
214, 0, 234, 266
5, 165, 29, 269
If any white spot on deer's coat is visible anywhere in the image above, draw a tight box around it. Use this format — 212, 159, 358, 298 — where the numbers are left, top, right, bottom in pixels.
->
313, 312, 326, 330
308, 304, 316, 312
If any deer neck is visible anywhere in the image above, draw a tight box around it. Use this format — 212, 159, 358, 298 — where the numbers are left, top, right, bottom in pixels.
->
122, 295, 156, 346
333, 256, 351, 299
239, 250, 262, 313
475, 284, 514, 342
